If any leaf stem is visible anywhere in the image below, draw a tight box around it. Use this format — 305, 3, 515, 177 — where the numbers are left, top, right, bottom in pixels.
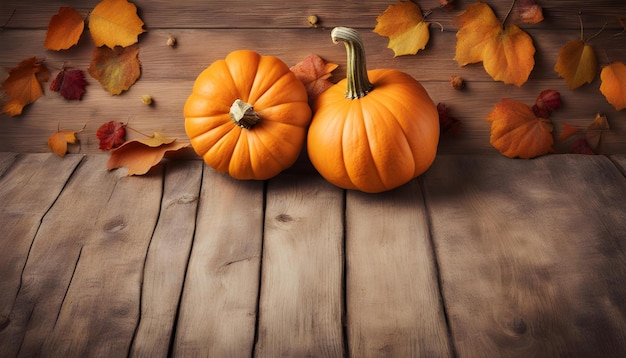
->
503, 0, 517, 26
1, 9, 16, 29
585, 22, 607, 43
578, 12, 584, 41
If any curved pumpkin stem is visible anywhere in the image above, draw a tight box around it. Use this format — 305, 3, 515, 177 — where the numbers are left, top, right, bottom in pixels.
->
331, 27, 373, 99
230, 99, 260, 129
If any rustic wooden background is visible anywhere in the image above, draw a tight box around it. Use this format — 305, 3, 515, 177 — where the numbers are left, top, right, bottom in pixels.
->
1, 0, 625, 158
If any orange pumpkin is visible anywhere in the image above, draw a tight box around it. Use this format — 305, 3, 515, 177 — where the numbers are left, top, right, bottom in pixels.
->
307, 27, 439, 193
184, 50, 312, 180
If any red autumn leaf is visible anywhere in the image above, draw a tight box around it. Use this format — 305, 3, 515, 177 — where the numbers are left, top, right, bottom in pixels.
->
487, 98, 554, 158
96, 120, 126, 150
50, 68, 88, 100
88, 45, 141, 95
107, 132, 190, 175
571, 137, 595, 155
290, 54, 338, 103
513, 0, 544, 24
44, 7, 85, 50
1, 57, 50, 116
532, 89, 561, 118
437, 102, 461, 137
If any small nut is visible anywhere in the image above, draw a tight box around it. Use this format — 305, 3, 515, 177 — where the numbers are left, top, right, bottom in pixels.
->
142, 94, 153, 105
167, 36, 177, 47
307, 15, 319, 28
450, 76, 465, 90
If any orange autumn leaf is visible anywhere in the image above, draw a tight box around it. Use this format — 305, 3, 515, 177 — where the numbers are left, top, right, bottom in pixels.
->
455, 2, 535, 87
599, 61, 626, 110
290, 54, 338, 103
585, 112, 609, 152
558, 122, 580, 142
48, 125, 84, 157
89, 0, 145, 48
554, 39, 597, 90
1, 57, 50, 116
44, 7, 85, 50
487, 98, 554, 158
374, 1, 430, 56
88, 45, 141, 95
107, 132, 190, 175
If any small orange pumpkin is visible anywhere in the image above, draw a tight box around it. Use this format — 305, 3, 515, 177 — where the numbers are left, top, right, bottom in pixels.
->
184, 50, 312, 180
307, 27, 439, 193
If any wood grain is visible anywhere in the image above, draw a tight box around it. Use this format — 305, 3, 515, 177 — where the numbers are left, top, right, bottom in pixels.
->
38, 161, 163, 357
0, 155, 119, 357
423, 154, 626, 357
0, 153, 82, 348
345, 180, 452, 357
0, 152, 18, 176
173, 167, 263, 357
255, 174, 344, 357
1, 0, 625, 158
130, 160, 202, 357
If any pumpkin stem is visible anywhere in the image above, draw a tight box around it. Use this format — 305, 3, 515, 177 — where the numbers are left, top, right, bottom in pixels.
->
331, 27, 373, 99
230, 99, 260, 129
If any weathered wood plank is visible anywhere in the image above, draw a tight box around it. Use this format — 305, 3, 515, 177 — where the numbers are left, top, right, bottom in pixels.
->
1, 25, 625, 156
173, 168, 263, 357
423, 154, 626, 357
36, 162, 163, 357
0, 155, 119, 357
0, 0, 621, 30
345, 180, 452, 357
0, 152, 18, 177
611, 155, 626, 177
0, 153, 82, 345
130, 160, 202, 358
255, 174, 344, 357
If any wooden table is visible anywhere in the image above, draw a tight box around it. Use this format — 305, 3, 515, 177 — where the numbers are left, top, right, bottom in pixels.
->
1, 0, 626, 356
1, 152, 626, 357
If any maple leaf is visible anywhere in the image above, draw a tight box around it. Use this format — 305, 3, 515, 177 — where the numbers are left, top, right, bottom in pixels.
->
558, 122, 580, 142
599, 61, 626, 110
89, 0, 145, 48
374, 1, 430, 57
50, 68, 88, 100
107, 132, 190, 175
1, 57, 50, 116
88, 45, 141, 95
48, 125, 84, 157
487, 98, 554, 158
44, 7, 85, 50
96, 121, 126, 150
455, 2, 535, 87
585, 112, 609, 152
554, 39, 597, 90
513, 0, 544, 24
290, 54, 338, 103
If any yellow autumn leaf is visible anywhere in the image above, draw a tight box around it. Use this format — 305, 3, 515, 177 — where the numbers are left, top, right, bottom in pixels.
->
374, 1, 430, 57
554, 39, 597, 90
455, 2, 535, 87
89, 0, 145, 48
600, 61, 626, 110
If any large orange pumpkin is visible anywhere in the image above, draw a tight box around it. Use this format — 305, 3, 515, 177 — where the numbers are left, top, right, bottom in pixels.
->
307, 27, 439, 193
184, 50, 312, 180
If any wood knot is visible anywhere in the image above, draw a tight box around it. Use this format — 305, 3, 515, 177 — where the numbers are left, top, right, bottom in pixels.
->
103, 218, 126, 233
509, 317, 528, 335
275, 213, 293, 222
